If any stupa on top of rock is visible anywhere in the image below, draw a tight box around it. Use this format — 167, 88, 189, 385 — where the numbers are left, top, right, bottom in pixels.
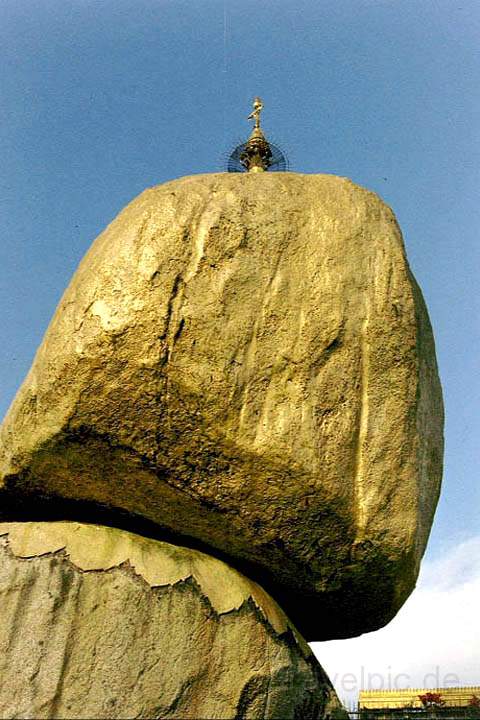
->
0, 98, 443, 719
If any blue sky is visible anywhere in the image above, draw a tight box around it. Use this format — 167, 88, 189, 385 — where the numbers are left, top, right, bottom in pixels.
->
1, 0, 478, 690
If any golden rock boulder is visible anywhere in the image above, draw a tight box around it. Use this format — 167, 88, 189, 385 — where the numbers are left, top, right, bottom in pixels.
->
0, 173, 443, 640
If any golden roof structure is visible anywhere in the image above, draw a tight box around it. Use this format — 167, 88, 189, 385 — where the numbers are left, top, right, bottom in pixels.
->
359, 687, 480, 710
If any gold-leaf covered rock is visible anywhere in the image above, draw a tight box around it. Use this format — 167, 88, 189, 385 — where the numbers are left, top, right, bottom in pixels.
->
0, 173, 443, 640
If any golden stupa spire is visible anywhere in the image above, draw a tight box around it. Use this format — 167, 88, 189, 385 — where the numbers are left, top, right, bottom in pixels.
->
240, 97, 272, 172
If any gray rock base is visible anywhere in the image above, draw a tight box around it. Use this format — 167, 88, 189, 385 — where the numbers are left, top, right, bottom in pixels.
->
0, 523, 342, 719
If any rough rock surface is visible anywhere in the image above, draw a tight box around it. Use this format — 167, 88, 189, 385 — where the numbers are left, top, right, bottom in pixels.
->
0, 521, 342, 720
0, 173, 444, 640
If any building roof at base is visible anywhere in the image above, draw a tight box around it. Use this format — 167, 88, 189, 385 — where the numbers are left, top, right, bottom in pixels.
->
359, 687, 480, 709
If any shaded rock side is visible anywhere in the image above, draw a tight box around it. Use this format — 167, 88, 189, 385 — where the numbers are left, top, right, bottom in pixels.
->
0, 172, 444, 640
0, 521, 342, 720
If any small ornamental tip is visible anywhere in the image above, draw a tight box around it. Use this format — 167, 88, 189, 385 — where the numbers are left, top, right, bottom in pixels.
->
241, 97, 272, 173
247, 97, 264, 129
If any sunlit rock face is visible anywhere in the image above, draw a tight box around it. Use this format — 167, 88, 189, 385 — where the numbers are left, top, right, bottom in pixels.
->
0, 173, 443, 640
0, 522, 343, 719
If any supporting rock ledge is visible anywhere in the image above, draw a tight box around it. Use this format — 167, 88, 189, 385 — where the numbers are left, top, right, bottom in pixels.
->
0, 521, 343, 719
0, 520, 300, 646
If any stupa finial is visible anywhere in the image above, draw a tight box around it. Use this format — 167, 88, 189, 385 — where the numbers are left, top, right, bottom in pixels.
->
247, 96, 264, 130
240, 97, 272, 173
